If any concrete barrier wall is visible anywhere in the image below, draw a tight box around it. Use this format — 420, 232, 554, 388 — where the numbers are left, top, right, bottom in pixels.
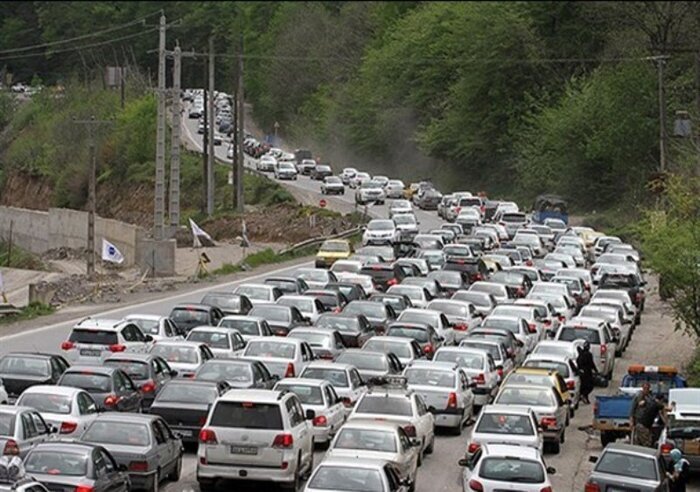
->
0, 206, 143, 266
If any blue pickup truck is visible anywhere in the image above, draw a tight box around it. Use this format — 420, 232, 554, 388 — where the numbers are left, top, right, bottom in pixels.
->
593, 365, 687, 447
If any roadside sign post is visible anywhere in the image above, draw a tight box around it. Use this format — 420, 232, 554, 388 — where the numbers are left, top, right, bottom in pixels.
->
319, 199, 327, 208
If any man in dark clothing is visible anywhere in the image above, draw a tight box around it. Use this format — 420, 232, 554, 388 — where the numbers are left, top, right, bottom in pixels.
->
576, 341, 598, 404
630, 382, 667, 447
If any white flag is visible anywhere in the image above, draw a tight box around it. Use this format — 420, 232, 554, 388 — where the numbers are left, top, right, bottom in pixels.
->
241, 220, 250, 248
189, 218, 212, 241
101, 239, 124, 264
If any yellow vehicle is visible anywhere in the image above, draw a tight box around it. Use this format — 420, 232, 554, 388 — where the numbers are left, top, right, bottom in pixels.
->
502, 367, 573, 419
315, 239, 353, 268
404, 182, 421, 200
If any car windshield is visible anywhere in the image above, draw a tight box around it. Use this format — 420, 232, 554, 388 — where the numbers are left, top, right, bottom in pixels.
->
219, 318, 260, 335
558, 327, 600, 344
279, 162, 295, 169
150, 345, 199, 364
188, 331, 230, 349
337, 352, 387, 371
156, 383, 219, 403
334, 428, 397, 453
368, 220, 393, 231
82, 421, 150, 446
18, 393, 72, 414
278, 297, 314, 313
202, 294, 241, 310
275, 384, 324, 405
326, 177, 342, 184
596, 452, 658, 481
196, 360, 253, 383
317, 315, 360, 333
170, 308, 209, 324
302, 368, 349, 388
394, 215, 415, 225
496, 387, 555, 406
210, 401, 283, 429
399, 311, 437, 326
434, 351, 484, 370
479, 457, 545, 483
60, 372, 112, 392
0, 356, 50, 377
405, 368, 455, 388
0, 413, 15, 436
476, 413, 535, 436
309, 466, 384, 492
235, 286, 271, 300
344, 303, 385, 319
364, 340, 411, 358
321, 241, 349, 253
250, 306, 290, 322
356, 396, 412, 416
245, 341, 296, 359
128, 318, 160, 335
25, 451, 88, 477
387, 326, 429, 343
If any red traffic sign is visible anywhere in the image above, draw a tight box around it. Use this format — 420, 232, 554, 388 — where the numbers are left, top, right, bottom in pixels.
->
319, 199, 327, 208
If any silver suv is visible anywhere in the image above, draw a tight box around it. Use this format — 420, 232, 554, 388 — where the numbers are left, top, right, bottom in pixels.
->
60, 318, 153, 365
197, 389, 315, 491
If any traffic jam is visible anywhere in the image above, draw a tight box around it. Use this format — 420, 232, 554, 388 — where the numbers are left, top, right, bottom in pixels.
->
1, 141, 697, 492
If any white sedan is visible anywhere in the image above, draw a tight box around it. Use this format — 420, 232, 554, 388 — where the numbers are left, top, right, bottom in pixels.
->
15, 385, 99, 437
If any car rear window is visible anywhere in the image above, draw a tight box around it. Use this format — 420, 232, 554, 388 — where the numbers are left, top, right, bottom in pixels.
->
309, 466, 384, 492
558, 327, 601, 344
496, 388, 555, 407
151, 344, 199, 364
83, 421, 150, 446
170, 308, 210, 324
219, 318, 259, 335
157, 383, 218, 404
105, 360, 150, 380
68, 329, 118, 346
317, 315, 360, 333
334, 428, 397, 453
275, 384, 324, 405
596, 452, 657, 481
195, 361, 252, 385
188, 331, 231, 349
363, 340, 411, 358
356, 396, 412, 416
360, 267, 394, 283
60, 372, 112, 392
0, 413, 15, 436
245, 341, 296, 359
18, 393, 72, 415
25, 451, 88, 477
524, 360, 570, 378
0, 356, 50, 377
476, 414, 534, 436
300, 368, 349, 388
387, 326, 429, 343
202, 294, 242, 310
337, 352, 387, 371
479, 457, 544, 483
210, 401, 283, 429
434, 351, 484, 370
405, 368, 455, 388
459, 343, 501, 361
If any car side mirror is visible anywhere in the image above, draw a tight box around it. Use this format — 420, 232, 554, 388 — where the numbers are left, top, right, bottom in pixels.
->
400, 478, 415, 488
118, 464, 129, 472
546, 466, 556, 475
145, 335, 154, 342
588, 456, 598, 464
458, 458, 470, 467
48, 425, 58, 434
410, 438, 421, 447
272, 375, 281, 382
305, 409, 316, 421
170, 370, 178, 377
468, 382, 477, 389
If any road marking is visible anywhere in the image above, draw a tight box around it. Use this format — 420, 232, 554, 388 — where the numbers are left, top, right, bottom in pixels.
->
0, 260, 312, 342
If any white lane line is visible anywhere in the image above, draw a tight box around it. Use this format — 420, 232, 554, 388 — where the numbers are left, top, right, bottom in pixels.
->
0, 260, 311, 342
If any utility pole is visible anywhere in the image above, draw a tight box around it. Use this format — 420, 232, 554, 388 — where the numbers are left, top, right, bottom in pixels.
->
236, 34, 245, 213
119, 67, 125, 109
207, 36, 215, 216
655, 55, 670, 173
169, 43, 182, 235
154, 13, 167, 241
73, 117, 112, 278
202, 70, 209, 215
232, 77, 239, 210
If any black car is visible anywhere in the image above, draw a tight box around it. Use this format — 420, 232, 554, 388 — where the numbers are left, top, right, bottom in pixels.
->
294, 148, 313, 165
443, 257, 490, 283
342, 300, 397, 334
149, 380, 230, 444
304, 289, 349, 312
0, 352, 70, 403
57, 366, 143, 412
104, 353, 177, 410
368, 293, 413, 314
248, 304, 310, 336
325, 282, 368, 302
360, 263, 406, 291
456, 237, 487, 255
169, 304, 225, 334
315, 313, 375, 348
599, 273, 645, 310
311, 165, 333, 180
194, 359, 278, 389
200, 292, 253, 316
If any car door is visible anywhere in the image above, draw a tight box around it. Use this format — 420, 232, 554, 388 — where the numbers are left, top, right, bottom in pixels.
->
287, 396, 313, 467
119, 371, 142, 412
150, 419, 172, 474
299, 342, 314, 373
323, 385, 345, 433
413, 395, 434, 449
349, 369, 366, 403
122, 324, 149, 353
155, 419, 181, 473
76, 392, 99, 432
28, 412, 50, 447
49, 357, 65, 384
397, 427, 417, 479
19, 412, 46, 455
93, 448, 126, 492
231, 332, 247, 357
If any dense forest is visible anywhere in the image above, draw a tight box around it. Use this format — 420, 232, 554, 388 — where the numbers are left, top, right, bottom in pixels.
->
2, 1, 700, 210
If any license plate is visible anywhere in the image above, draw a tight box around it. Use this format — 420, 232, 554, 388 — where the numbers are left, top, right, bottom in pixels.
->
174, 430, 193, 438
80, 349, 101, 357
230, 446, 258, 455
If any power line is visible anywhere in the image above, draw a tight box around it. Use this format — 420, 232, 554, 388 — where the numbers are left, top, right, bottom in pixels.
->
0, 9, 162, 55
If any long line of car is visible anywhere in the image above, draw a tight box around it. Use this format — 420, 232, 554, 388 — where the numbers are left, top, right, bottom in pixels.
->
0, 139, 692, 492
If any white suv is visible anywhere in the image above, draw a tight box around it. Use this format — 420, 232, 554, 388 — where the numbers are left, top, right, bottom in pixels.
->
362, 219, 399, 246
60, 318, 153, 365
197, 389, 315, 491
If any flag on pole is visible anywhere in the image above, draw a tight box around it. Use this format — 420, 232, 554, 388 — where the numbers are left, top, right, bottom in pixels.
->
0, 271, 7, 303
189, 218, 214, 248
241, 220, 251, 248
101, 239, 125, 264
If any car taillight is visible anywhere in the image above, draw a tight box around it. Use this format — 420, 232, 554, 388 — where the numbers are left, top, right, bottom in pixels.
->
61, 341, 75, 350
183, 373, 195, 379
104, 395, 119, 407
319, 353, 334, 360
566, 380, 575, 390
584, 481, 601, 492
424, 344, 434, 354
636, 292, 644, 301
341, 397, 354, 407
128, 461, 149, 472
660, 442, 674, 454
109, 344, 126, 352
600, 344, 607, 355
472, 373, 485, 385
543, 319, 552, 326
558, 314, 566, 322
585, 283, 591, 292
75, 486, 95, 492
313, 415, 328, 427
199, 428, 218, 444
516, 287, 525, 297
496, 367, 504, 378
447, 392, 458, 409
469, 479, 484, 492
60, 421, 78, 434
540, 416, 557, 429
387, 278, 398, 286
275, 330, 287, 336
141, 380, 156, 393
333, 307, 342, 313
3, 439, 19, 455
467, 442, 481, 454
285, 363, 295, 378
473, 273, 483, 281
540, 487, 553, 492
527, 322, 537, 333
526, 260, 533, 266
454, 324, 468, 331
403, 425, 416, 437
272, 433, 294, 448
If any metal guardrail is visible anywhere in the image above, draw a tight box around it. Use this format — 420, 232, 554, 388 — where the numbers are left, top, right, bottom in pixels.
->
0, 304, 21, 317
278, 226, 363, 257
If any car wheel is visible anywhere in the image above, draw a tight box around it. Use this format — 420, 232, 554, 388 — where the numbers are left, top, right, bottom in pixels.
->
425, 434, 435, 454
168, 456, 182, 481
148, 469, 160, 492
549, 440, 561, 454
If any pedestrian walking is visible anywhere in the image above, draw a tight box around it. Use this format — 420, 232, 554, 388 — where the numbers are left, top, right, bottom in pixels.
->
667, 448, 690, 491
576, 341, 598, 404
